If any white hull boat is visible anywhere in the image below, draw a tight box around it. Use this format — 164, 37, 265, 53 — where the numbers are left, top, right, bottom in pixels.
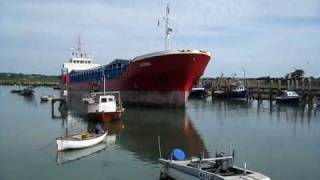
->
40, 95, 54, 102
56, 142, 107, 164
159, 149, 270, 180
275, 90, 300, 103
56, 132, 107, 151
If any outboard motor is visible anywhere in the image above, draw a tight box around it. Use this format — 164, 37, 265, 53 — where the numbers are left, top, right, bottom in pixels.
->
216, 152, 231, 171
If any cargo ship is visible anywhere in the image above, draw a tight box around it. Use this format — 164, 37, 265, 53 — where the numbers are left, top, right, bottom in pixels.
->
61, 4, 211, 107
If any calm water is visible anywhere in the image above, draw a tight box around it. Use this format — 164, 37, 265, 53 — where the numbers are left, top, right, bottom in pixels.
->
0, 86, 319, 180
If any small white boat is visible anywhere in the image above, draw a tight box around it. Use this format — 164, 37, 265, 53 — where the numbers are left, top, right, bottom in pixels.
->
40, 95, 54, 102
189, 87, 206, 99
275, 90, 300, 103
56, 131, 107, 151
56, 142, 107, 164
159, 149, 270, 180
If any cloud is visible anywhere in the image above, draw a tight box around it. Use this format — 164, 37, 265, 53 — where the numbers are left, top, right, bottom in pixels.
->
0, 0, 319, 77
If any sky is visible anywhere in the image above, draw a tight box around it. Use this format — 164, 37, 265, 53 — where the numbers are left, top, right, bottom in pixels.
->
0, 0, 319, 77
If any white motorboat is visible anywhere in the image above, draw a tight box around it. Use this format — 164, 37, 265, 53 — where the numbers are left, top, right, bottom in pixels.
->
84, 92, 124, 121
275, 90, 300, 103
189, 87, 206, 99
159, 149, 270, 180
56, 131, 107, 151
82, 75, 124, 121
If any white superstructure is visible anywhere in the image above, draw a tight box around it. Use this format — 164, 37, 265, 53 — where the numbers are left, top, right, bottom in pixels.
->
62, 36, 100, 75
87, 94, 117, 114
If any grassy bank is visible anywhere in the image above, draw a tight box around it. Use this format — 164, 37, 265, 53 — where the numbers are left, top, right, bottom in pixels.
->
0, 73, 59, 86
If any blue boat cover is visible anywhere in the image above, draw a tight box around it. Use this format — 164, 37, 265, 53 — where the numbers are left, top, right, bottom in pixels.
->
172, 149, 186, 160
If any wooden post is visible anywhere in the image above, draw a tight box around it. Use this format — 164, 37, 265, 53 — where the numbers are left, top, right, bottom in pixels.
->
307, 78, 312, 108
277, 79, 281, 94
270, 80, 273, 101
51, 100, 54, 118
308, 78, 312, 93
257, 80, 261, 102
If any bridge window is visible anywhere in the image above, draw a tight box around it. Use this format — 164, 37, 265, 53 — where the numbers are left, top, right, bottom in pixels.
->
101, 98, 107, 102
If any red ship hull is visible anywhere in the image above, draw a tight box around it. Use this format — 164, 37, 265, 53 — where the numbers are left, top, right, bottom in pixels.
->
87, 111, 123, 121
68, 50, 211, 107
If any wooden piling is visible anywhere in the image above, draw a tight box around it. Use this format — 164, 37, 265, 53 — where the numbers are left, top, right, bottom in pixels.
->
269, 80, 273, 101
51, 98, 67, 118
308, 78, 312, 93
302, 78, 305, 93
257, 80, 262, 103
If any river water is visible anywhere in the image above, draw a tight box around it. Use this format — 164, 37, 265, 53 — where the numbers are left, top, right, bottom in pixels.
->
0, 86, 319, 180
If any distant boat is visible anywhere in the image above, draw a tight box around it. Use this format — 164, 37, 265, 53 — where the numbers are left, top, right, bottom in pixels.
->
11, 89, 22, 94
213, 81, 248, 99
275, 90, 300, 103
52, 86, 61, 90
20, 86, 35, 96
56, 131, 107, 151
212, 90, 226, 98
159, 149, 270, 180
40, 95, 54, 102
189, 87, 206, 99
229, 81, 248, 98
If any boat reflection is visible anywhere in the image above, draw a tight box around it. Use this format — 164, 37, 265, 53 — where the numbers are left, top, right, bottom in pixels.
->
274, 102, 317, 125
87, 120, 124, 136
64, 95, 209, 163
212, 99, 252, 109
116, 108, 208, 162
21, 95, 38, 107
56, 142, 107, 164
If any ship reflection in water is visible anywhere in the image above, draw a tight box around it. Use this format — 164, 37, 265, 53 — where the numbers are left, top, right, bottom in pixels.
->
58, 107, 208, 163
116, 108, 208, 162
188, 98, 318, 125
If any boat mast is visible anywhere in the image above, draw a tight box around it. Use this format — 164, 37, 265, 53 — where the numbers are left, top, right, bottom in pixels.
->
163, 3, 172, 50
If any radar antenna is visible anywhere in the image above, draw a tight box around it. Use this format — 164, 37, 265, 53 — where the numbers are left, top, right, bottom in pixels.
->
77, 36, 82, 53
162, 3, 173, 50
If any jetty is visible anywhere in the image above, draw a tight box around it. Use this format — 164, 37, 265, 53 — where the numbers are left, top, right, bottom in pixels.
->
200, 77, 320, 104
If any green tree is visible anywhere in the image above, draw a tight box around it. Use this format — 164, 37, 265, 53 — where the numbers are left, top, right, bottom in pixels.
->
290, 69, 305, 79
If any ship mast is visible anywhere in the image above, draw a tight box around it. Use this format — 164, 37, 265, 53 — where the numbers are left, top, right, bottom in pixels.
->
163, 3, 172, 50
77, 36, 82, 53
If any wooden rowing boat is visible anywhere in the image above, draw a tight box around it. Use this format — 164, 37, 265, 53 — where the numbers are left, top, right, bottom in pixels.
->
56, 132, 107, 151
